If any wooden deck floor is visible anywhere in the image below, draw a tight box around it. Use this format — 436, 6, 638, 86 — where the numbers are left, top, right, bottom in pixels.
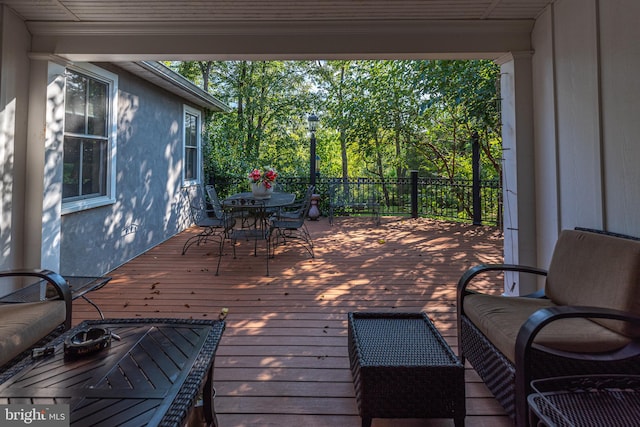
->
72, 216, 512, 427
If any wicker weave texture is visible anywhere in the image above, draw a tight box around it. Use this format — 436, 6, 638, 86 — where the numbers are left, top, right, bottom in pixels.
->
461, 316, 516, 417
462, 315, 640, 422
348, 312, 465, 426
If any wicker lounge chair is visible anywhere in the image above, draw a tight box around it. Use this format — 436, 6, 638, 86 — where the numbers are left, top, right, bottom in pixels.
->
0, 269, 71, 371
457, 228, 640, 426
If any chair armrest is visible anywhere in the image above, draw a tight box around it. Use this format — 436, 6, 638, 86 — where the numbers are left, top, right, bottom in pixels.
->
458, 263, 548, 295
275, 202, 304, 217
456, 263, 548, 365
457, 263, 548, 314
0, 269, 71, 330
514, 306, 640, 426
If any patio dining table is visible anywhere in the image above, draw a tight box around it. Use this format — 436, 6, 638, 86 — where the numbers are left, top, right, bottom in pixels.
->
223, 191, 296, 209
222, 191, 296, 229
216, 191, 296, 276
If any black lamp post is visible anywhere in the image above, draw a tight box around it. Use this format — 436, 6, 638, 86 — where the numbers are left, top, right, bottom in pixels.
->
307, 113, 319, 188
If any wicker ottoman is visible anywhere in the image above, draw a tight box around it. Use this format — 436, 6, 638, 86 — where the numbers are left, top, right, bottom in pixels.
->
348, 312, 465, 427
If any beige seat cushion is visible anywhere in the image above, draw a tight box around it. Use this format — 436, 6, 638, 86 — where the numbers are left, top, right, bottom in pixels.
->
0, 301, 66, 367
464, 293, 632, 363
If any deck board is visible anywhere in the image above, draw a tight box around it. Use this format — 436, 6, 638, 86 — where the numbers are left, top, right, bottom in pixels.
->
72, 217, 511, 426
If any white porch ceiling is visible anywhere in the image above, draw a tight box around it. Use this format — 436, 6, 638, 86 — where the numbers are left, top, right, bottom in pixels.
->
3, 1, 553, 23
1, 0, 554, 61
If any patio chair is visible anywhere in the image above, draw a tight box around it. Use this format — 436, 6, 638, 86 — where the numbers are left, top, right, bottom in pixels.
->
457, 228, 640, 426
216, 198, 272, 276
274, 185, 314, 219
206, 184, 250, 227
205, 184, 225, 219
269, 185, 315, 258
182, 187, 235, 255
328, 180, 380, 225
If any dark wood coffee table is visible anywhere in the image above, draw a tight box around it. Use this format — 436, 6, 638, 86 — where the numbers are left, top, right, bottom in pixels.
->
348, 312, 466, 427
0, 318, 225, 427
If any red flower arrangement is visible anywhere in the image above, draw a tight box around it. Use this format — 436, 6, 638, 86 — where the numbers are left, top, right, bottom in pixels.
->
248, 167, 278, 189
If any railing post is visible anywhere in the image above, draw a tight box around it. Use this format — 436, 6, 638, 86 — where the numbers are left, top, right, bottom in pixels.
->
411, 170, 418, 219
472, 132, 482, 225
310, 132, 317, 189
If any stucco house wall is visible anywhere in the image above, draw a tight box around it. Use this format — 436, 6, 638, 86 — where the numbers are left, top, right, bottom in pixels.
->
59, 62, 197, 276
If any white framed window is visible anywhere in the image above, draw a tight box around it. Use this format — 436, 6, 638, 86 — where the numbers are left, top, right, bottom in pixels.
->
183, 105, 202, 185
62, 64, 118, 214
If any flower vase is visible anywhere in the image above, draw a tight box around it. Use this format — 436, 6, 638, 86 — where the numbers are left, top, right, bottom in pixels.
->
251, 182, 274, 199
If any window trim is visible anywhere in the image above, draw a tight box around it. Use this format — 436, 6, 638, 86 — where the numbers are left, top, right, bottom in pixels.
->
61, 63, 118, 215
183, 105, 202, 186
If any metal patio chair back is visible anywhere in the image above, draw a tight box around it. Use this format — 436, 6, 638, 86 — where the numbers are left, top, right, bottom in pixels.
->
182, 186, 235, 255
216, 197, 272, 276
269, 185, 315, 258
205, 184, 225, 219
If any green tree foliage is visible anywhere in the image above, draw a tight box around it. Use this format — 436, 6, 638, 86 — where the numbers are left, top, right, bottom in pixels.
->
415, 60, 501, 181
312, 61, 353, 181
167, 60, 501, 185
162, 61, 315, 180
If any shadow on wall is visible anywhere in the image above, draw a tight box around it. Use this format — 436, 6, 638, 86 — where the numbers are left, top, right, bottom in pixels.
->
59, 88, 192, 276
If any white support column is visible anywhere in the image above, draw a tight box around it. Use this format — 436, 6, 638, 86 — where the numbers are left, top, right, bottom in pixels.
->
497, 52, 538, 296
0, 7, 31, 275
24, 59, 67, 271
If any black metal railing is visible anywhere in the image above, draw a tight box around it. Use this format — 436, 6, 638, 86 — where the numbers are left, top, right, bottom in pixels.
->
213, 174, 502, 226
